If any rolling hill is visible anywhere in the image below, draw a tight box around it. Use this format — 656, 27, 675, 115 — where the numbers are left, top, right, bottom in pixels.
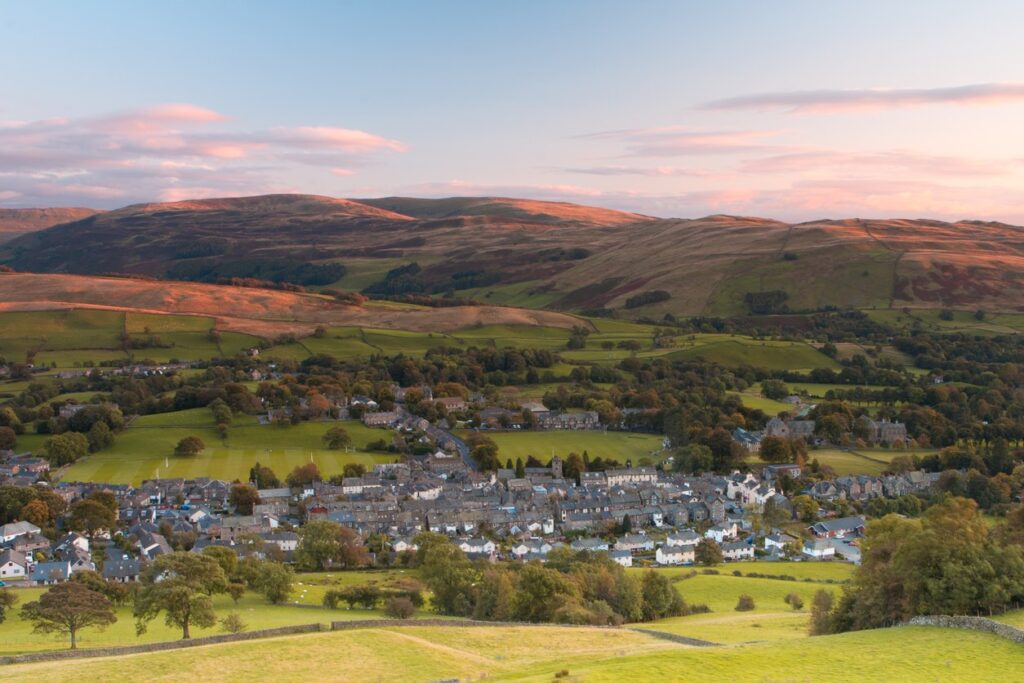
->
0, 271, 587, 337
0, 207, 101, 242
3, 194, 1022, 317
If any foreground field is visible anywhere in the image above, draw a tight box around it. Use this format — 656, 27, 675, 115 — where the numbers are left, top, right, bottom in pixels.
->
60, 409, 398, 485
6, 623, 1022, 682
0, 586, 382, 656
457, 429, 665, 463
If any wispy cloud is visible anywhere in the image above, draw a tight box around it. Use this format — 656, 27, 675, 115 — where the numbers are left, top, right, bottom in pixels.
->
740, 150, 1014, 176
578, 125, 786, 157
0, 105, 407, 207
701, 83, 1024, 113
563, 165, 712, 177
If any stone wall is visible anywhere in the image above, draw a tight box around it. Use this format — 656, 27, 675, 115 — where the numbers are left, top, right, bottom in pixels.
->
0, 623, 324, 666
905, 615, 1024, 643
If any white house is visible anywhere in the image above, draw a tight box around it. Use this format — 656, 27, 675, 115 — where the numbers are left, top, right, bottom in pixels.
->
655, 545, 695, 566
803, 538, 836, 559
391, 537, 419, 554
609, 549, 633, 567
704, 521, 738, 543
459, 538, 496, 555
0, 548, 28, 580
0, 520, 41, 544
721, 540, 755, 561
511, 539, 553, 559
664, 530, 701, 547
763, 531, 797, 552
570, 538, 610, 553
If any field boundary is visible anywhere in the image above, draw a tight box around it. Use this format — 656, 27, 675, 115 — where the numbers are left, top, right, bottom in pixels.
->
0, 623, 325, 666
627, 628, 720, 647
904, 615, 1024, 643
0, 617, 721, 666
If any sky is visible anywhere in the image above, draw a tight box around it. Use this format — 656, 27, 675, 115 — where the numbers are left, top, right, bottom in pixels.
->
3, 0, 1024, 221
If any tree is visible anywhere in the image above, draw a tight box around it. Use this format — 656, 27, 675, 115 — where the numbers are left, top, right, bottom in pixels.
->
44, 432, 89, 466
809, 589, 835, 635
0, 589, 16, 623
19, 499, 51, 527
286, 462, 321, 487
735, 594, 755, 611
695, 538, 723, 566
174, 435, 206, 457
227, 582, 246, 604
640, 570, 685, 621
229, 483, 260, 515
759, 436, 793, 464
342, 462, 366, 478
761, 379, 789, 400
295, 520, 368, 570
253, 561, 293, 604
322, 426, 352, 450
68, 499, 116, 540
510, 563, 579, 623
20, 582, 116, 649
384, 596, 416, 619
672, 443, 713, 474
86, 420, 114, 452
0, 426, 15, 450
249, 462, 280, 488
134, 552, 228, 639
202, 546, 239, 579
220, 613, 247, 633
514, 457, 526, 479
791, 495, 819, 523
420, 543, 479, 616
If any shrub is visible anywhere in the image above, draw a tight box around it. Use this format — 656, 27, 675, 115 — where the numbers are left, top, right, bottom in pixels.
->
784, 592, 804, 610
220, 613, 247, 633
735, 594, 756, 611
384, 596, 415, 619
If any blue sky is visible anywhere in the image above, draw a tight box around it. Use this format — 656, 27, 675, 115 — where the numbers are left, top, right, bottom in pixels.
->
3, 1, 1024, 220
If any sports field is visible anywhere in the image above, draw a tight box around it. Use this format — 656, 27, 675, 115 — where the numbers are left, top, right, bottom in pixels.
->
60, 409, 399, 484
456, 429, 665, 463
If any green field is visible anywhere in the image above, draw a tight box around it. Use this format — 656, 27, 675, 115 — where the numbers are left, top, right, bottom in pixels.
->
668, 337, 839, 371
457, 429, 665, 463
5, 622, 1021, 682
0, 585, 382, 656
745, 447, 929, 476
728, 390, 792, 415
866, 308, 1024, 335
0, 309, 263, 367
59, 409, 399, 484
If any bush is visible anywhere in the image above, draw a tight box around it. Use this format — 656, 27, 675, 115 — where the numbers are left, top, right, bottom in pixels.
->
220, 613, 247, 633
735, 594, 756, 611
384, 596, 415, 619
784, 592, 804, 610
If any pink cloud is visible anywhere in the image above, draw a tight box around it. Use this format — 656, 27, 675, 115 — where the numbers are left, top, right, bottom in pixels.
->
579, 125, 787, 157
0, 104, 406, 207
702, 83, 1024, 113
330, 168, 355, 176
740, 150, 1013, 177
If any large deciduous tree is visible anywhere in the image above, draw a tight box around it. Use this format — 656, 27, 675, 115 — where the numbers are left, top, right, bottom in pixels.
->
294, 520, 368, 570
134, 552, 228, 639
20, 582, 117, 649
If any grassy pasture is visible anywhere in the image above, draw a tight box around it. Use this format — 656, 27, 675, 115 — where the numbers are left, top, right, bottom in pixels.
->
5, 622, 1021, 682
0, 586, 382, 656
667, 337, 839, 371
457, 429, 665, 463
59, 409, 399, 485
727, 390, 792, 415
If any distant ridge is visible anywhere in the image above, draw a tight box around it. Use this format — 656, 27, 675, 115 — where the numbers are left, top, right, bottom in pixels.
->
2, 193, 1022, 315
